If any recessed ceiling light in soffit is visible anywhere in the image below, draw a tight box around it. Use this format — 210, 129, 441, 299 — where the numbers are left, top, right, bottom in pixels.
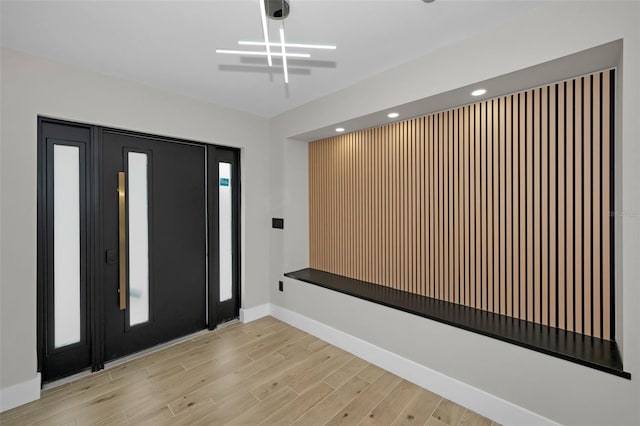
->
216, 0, 336, 85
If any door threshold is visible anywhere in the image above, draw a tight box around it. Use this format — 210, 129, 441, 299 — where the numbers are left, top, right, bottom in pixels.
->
42, 327, 213, 391
216, 318, 240, 329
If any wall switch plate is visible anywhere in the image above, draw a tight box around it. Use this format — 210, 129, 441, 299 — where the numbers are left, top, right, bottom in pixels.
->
278, 281, 283, 292
272, 218, 284, 229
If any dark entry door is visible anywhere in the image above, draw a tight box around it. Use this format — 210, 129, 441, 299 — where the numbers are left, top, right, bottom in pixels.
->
101, 131, 207, 361
38, 119, 240, 382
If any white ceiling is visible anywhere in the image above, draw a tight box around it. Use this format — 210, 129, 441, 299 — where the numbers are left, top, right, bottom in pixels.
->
1, 0, 538, 118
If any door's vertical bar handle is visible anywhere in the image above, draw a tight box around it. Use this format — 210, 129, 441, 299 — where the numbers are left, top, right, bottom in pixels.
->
118, 171, 127, 310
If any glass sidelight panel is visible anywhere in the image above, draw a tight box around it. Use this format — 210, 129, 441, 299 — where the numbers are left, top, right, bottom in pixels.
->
219, 162, 232, 302
127, 152, 150, 326
53, 145, 81, 348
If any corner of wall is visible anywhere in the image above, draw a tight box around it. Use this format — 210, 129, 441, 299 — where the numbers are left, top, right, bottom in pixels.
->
239, 303, 271, 324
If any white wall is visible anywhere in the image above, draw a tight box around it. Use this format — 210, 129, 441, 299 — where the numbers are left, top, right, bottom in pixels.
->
0, 48, 271, 397
270, 2, 640, 425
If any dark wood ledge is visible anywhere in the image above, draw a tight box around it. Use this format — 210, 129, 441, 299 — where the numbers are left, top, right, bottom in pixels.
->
284, 268, 630, 380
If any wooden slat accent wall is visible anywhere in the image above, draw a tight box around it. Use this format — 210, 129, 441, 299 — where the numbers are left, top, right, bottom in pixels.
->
309, 70, 615, 340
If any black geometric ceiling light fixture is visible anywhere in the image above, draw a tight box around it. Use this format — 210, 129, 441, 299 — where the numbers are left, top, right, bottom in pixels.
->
216, 0, 336, 84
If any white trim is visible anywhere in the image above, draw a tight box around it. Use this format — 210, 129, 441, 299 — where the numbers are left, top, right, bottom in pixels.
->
269, 304, 559, 426
0, 373, 41, 412
239, 303, 271, 323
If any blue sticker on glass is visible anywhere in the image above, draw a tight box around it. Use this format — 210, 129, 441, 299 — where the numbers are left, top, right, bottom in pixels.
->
219, 177, 230, 187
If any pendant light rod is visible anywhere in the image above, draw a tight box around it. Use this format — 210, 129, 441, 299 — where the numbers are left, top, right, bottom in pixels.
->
279, 25, 289, 84
238, 41, 336, 50
216, 49, 310, 58
259, 0, 273, 66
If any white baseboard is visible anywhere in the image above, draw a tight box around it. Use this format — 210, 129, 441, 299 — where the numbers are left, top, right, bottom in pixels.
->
239, 303, 271, 323
0, 373, 41, 413
269, 304, 558, 426
0, 305, 556, 423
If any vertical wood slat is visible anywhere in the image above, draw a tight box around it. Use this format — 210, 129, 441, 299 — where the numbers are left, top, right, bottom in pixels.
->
419, 118, 425, 296
413, 119, 419, 295
397, 123, 401, 288
400, 125, 405, 291
439, 113, 444, 300
487, 100, 494, 312
460, 109, 466, 305
350, 131, 356, 279
475, 103, 482, 309
372, 128, 378, 285
512, 95, 520, 319
566, 80, 575, 332
332, 137, 337, 274
558, 82, 566, 331
308, 70, 613, 340
575, 78, 583, 335
335, 135, 341, 275
534, 88, 541, 324
549, 86, 557, 329
455, 110, 461, 303
527, 90, 534, 323
584, 77, 592, 336
482, 101, 488, 311
592, 77, 601, 338
429, 115, 435, 298
383, 125, 390, 287
500, 97, 507, 315
542, 87, 549, 326
361, 129, 367, 282
444, 112, 449, 300
451, 110, 456, 302
493, 99, 500, 314
602, 71, 611, 341
519, 93, 527, 321
464, 106, 471, 306
407, 121, 412, 293
413, 121, 418, 294
344, 134, 349, 277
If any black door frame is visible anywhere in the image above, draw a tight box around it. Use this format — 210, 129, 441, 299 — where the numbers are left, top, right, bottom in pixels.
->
37, 116, 241, 382
207, 146, 241, 327
37, 119, 97, 381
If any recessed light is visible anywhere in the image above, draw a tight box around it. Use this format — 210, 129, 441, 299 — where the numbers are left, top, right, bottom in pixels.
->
387, 112, 400, 118
335, 128, 345, 133
471, 89, 487, 97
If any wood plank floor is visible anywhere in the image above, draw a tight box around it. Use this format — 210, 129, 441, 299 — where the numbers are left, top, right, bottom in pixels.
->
0, 317, 498, 425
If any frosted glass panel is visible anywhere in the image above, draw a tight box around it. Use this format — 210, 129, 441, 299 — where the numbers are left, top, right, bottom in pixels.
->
219, 162, 232, 302
128, 152, 150, 326
54, 145, 81, 348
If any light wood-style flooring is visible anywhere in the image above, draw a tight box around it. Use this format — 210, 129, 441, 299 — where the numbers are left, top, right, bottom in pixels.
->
0, 317, 497, 425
